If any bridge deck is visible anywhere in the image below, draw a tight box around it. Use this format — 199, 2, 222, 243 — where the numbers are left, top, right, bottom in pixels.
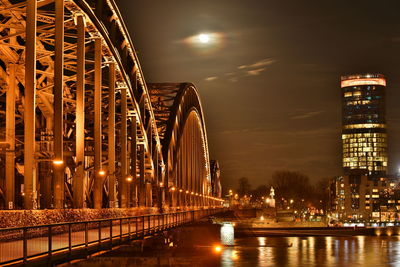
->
0, 208, 224, 266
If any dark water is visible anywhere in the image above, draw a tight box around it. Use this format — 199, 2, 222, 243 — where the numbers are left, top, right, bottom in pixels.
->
76, 236, 400, 267
222, 236, 400, 267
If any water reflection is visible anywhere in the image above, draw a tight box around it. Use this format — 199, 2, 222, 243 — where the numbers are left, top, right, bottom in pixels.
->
220, 236, 400, 267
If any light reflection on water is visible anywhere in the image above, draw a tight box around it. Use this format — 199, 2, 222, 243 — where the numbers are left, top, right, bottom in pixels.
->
220, 236, 400, 267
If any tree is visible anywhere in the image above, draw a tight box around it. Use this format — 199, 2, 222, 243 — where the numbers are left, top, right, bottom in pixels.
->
237, 177, 251, 197
251, 185, 269, 200
270, 170, 315, 205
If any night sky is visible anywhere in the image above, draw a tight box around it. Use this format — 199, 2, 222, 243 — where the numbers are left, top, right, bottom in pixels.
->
115, 0, 400, 189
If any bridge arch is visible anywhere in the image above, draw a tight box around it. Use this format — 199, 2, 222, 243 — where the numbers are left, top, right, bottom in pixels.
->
148, 83, 220, 207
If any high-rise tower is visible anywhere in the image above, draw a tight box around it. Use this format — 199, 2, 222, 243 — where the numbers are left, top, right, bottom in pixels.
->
341, 74, 387, 177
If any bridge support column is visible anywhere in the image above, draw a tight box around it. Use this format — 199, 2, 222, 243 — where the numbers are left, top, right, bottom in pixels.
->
53, 0, 65, 209
5, 64, 16, 209
138, 144, 146, 206
93, 38, 103, 209
146, 182, 152, 207
24, 0, 38, 209
74, 14, 86, 209
108, 63, 116, 208
120, 88, 128, 208
130, 118, 137, 207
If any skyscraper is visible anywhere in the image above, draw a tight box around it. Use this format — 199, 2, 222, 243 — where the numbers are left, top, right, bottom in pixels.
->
341, 74, 387, 177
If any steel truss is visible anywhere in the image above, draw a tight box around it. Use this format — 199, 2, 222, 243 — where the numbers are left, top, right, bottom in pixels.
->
0, 0, 222, 210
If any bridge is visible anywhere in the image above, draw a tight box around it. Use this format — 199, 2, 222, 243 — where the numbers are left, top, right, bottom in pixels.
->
0, 0, 224, 265
0, 0, 223, 209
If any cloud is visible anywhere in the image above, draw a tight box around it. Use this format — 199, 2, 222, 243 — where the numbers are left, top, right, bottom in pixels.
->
290, 110, 325, 120
246, 68, 266, 76
238, 58, 276, 70
204, 58, 276, 84
205, 76, 218, 82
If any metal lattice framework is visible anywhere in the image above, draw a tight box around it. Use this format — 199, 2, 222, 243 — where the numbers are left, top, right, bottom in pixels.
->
0, 0, 222, 210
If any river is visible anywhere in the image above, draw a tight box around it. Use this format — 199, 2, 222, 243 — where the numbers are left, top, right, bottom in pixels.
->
220, 236, 400, 267
74, 235, 400, 267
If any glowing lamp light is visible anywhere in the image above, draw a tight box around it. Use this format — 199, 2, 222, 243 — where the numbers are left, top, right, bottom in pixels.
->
179, 189, 183, 193
214, 245, 222, 253
126, 176, 133, 182
186, 190, 189, 194
159, 182, 164, 187
99, 170, 106, 176
191, 192, 195, 195
171, 187, 176, 191
53, 160, 64, 166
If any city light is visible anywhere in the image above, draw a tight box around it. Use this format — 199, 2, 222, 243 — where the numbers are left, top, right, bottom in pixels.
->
53, 160, 64, 166
159, 182, 164, 187
99, 170, 106, 176
126, 176, 133, 182
171, 187, 176, 191
214, 245, 222, 253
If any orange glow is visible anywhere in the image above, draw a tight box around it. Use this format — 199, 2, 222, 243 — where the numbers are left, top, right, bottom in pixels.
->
53, 160, 64, 166
179, 189, 183, 192
171, 187, 176, 191
186, 190, 189, 194
126, 176, 133, 182
159, 182, 164, 187
214, 245, 222, 253
341, 78, 386, 88
99, 170, 106, 176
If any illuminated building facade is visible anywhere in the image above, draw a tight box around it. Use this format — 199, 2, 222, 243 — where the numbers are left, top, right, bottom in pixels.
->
329, 175, 400, 224
341, 74, 387, 177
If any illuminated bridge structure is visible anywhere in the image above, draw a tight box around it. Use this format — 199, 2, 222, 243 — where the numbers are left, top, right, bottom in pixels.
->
0, 0, 223, 210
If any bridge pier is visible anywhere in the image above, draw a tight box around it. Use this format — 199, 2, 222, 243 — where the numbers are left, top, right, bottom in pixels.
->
5, 64, 16, 210
53, 0, 65, 209
129, 117, 138, 207
120, 88, 128, 208
93, 38, 104, 209
108, 63, 117, 208
74, 14, 87, 209
24, 0, 38, 210
138, 144, 146, 207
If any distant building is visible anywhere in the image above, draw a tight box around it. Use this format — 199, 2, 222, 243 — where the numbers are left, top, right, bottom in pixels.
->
329, 175, 400, 223
341, 74, 387, 177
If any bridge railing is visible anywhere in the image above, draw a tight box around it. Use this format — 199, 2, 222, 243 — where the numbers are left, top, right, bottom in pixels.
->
0, 208, 225, 266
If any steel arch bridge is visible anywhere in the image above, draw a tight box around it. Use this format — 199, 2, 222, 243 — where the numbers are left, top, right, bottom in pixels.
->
0, 0, 222, 210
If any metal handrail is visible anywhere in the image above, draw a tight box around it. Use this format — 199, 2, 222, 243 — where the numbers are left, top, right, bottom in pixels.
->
0, 208, 225, 266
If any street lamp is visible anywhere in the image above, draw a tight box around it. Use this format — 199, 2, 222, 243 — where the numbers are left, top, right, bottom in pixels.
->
53, 159, 64, 166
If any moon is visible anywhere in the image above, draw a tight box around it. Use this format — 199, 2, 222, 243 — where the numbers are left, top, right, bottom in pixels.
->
198, 33, 210, 44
